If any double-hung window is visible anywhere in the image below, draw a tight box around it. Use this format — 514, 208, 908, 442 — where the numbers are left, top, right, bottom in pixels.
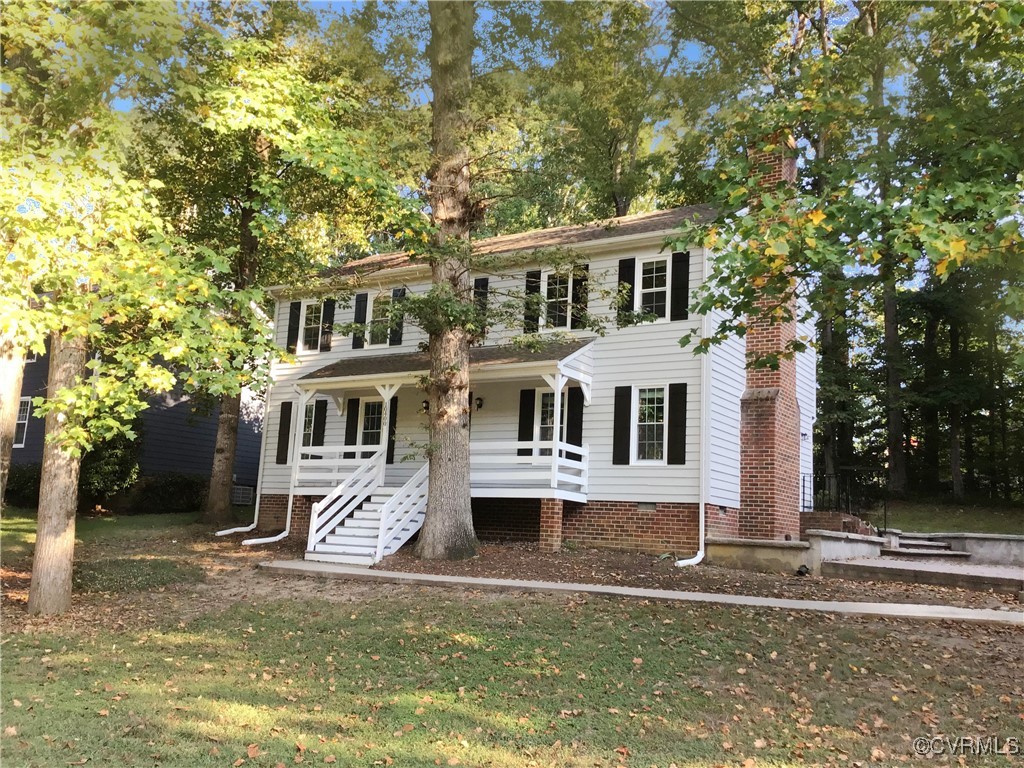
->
368, 295, 391, 347
633, 387, 666, 463
535, 390, 567, 456
300, 301, 323, 352
637, 257, 668, 319
360, 400, 384, 457
545, 273, 571, 329
14, 397, 30, 448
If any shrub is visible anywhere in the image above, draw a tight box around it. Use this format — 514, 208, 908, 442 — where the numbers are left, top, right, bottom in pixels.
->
4, 463, 41, 507
132, 472, 208, 514
79, 427, 143, 508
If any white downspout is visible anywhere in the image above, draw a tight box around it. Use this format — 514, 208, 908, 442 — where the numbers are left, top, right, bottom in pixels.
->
216, 389, 272, 537
676, 259, 711, 568
241, 385, 309, 546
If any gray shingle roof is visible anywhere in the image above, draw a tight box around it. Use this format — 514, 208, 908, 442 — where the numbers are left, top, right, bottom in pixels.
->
325, 204, 715, 279
300, 339, 592, 382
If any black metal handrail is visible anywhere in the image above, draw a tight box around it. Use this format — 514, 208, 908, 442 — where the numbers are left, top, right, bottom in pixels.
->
802, 470, 888, 528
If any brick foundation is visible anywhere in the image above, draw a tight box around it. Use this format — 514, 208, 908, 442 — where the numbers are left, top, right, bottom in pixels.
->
562, 500, 699, 556
471, 498, 540, 542
539, 499, 563, 552
257, 493, 318, 542
706, 503, 741, 538
259, 493, 701, 557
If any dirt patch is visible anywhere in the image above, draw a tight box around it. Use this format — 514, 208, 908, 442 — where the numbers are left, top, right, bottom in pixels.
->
376, 541, 1022, 611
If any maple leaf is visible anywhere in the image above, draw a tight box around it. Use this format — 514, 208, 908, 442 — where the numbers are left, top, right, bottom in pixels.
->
807, 210, 827, 226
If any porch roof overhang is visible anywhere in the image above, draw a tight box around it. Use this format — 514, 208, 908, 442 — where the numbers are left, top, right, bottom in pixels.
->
297, 339, 594, 400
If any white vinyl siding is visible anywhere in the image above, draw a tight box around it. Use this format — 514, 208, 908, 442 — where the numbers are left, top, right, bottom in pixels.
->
261, 242, 709, 504
706, 307, 745, 509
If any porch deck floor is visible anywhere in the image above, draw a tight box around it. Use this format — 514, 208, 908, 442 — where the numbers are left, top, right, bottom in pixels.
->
258, 559, 1023, 626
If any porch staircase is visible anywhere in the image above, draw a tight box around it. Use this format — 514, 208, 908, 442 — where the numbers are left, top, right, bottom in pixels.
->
306, 461, 429, 566
306, 488, 423, 565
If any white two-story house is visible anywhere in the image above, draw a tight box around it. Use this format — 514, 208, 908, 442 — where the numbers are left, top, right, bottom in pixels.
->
242, 202, 816, 565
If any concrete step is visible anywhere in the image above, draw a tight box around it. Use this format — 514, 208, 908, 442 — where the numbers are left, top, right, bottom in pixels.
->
305, 550, 374, 566
899, 539, 951, 550
822, 558, 1023, 594
880, 547, 971, 560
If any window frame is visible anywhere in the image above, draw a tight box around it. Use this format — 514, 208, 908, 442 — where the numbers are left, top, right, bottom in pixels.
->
358, 398, 385, 457
540, 270, 579, 331
533, 388, 567, 457
365, 294, 392, 348
14, 397, 31, 448
634, 256, 671, 321
630, 385, 668, 466
301, 400, 319, 448
297, 299, 324, 354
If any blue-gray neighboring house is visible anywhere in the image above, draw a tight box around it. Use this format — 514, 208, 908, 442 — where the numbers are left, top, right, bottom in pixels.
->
12, 348, 263, 499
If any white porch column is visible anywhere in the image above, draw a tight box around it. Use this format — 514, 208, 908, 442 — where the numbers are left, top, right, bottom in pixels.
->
543, 372, 567, 489
374, 383, 401, 486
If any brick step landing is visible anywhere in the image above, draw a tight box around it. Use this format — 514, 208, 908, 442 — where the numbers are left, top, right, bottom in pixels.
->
879, 547, 971, 560
822, 557, 1024, 595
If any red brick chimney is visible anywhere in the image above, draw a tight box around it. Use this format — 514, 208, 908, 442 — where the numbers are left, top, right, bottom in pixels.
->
738, 135, 802, 540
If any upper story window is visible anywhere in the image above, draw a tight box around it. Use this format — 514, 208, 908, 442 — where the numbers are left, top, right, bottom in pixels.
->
301, 301, 323, 352
617, 252, 690, 324
525, 266, 589, 333
638, 257, 668, 319
15, 397, 30, 448
368, 295, 391, 347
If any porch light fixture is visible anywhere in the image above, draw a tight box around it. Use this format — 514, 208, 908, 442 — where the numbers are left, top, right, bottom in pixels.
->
474, 396, 484, 411
421, 400, 429, 412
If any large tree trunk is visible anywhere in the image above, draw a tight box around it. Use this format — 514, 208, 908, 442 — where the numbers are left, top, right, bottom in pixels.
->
415, 0, 478, 560
921, 309, 941, 486
949, 319, 964, 501
27, 332, 88, 616
0, 332, 27, 508
881, 265, 907, 495
202, 392, 240, 524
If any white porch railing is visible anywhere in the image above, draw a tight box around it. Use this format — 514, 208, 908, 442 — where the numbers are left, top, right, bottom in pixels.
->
306, 450, 384, 551
469, 439, 588, 496
294, 444, 382, 492
375, 463, 430, 562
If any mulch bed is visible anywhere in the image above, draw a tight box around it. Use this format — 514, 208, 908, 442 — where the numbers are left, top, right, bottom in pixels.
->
377, 541, 1022, 612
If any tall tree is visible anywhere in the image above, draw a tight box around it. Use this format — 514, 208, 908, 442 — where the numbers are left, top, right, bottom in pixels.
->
2, 1, 276, 614
139, 2, 417, 524
413, 0, 479, 560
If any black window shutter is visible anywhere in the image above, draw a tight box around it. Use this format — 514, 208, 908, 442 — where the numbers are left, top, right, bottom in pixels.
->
285, 302, 301, 353
389, 288, 406, 346
352, 293, 367, 349
320, 299, 336, 351
275, 401, 293, 464
517, 389, 535, 456
612, 385, 631, 465
386, 396, 399, 463
474, 277, 489, 316
311, 399, 328, 447
566, 386, 584, 462
343, 397, 360, 459
524, 270, 541, 333
670, 251, 691, 321
667, 383, 687, 465
617, 259, 635, 325
571, 264, 589, 330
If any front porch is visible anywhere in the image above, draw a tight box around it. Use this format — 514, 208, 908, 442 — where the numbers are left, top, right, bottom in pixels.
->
280, 341, 594, 564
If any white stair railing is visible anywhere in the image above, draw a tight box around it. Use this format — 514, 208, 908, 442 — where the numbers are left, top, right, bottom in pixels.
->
375, 463, 429, 562
306, 451, 385, 551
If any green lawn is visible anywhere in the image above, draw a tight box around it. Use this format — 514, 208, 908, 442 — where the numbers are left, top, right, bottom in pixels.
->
877, 500, 1024, 535
2, 513, 1022, 766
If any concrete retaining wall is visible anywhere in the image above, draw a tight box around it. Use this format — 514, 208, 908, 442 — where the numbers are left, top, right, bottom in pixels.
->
914, 533, 1024, 567
705, 537, 810, 573
805, 529, 885, 575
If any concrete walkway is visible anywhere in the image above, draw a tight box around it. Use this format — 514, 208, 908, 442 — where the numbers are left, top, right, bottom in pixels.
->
822, 557, 1023, 594
259, 560, 1024, 626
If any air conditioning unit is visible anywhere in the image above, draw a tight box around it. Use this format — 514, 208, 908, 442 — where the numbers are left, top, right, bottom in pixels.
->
231, 485, 255, 506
